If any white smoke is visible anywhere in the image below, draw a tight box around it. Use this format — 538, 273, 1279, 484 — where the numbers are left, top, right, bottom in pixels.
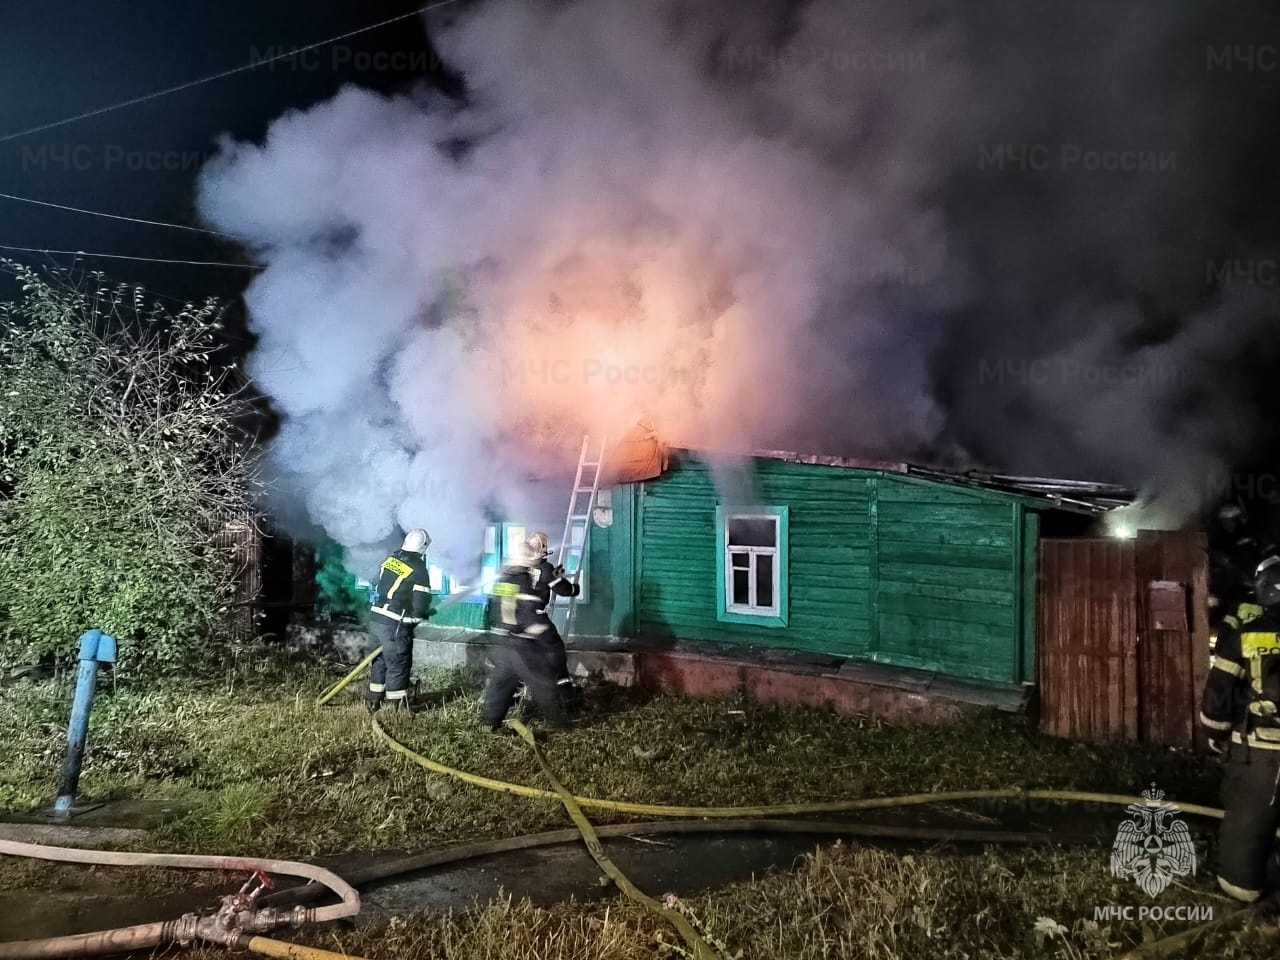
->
197, 0, 966, 571
197, 0, 1278, 568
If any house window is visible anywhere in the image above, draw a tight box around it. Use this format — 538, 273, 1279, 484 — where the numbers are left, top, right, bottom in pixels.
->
715, 506, 789, 628
473, 520, 593, 604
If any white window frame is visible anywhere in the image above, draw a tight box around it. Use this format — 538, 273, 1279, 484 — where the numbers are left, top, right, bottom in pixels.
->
724, 513, 780, 617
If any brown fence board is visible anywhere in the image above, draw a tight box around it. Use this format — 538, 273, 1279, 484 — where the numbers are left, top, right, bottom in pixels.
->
1039, 532, 1208, 749
1039, 538, 1137, 743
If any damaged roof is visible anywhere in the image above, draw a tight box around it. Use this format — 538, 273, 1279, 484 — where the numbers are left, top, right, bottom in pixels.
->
608, 423, 1133, 515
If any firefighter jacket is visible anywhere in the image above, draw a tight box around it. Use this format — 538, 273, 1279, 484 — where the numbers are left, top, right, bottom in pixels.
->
1200, 606, 1280, 750
369, 550, 434, 625
490, 559, 579, 638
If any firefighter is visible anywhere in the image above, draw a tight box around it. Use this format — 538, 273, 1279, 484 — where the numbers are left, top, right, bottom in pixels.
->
481, 531, 582, 730
1209, 503, 1273, 622
365, 528, 434, 713
1199, 554, 1280, 902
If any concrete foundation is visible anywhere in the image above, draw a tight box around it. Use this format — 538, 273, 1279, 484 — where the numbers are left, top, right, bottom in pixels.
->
289, 622, 1027, 724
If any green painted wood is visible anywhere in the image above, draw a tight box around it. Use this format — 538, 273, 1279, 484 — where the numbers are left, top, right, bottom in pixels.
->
877, 579, 1015, 607
428, 599, 489, 629
873, 616, 1014, 682
1020, 508, 1040, 684
876, 541, 1014, 571
877, 561, 1015, 590
611, 452, 1028, 680
877, 521, 1014, 548
868, 474, 881, 656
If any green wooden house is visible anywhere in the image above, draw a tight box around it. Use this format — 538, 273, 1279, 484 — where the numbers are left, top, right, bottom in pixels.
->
427, 445, 1123, 690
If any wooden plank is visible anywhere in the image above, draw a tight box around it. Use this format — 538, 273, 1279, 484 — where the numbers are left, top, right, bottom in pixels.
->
877, 542, 1015, 571
877, 592, 1013, 628
879, 562, 1014, 590
876, 503, 1015, 525
877, 521, 1014, 548
1037, 537, 1054, 736
1121, 541, 1138, 742
877, 579, 1016, 606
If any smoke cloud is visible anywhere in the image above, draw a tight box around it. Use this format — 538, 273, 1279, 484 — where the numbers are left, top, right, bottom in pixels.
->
197, 0, 1279, 571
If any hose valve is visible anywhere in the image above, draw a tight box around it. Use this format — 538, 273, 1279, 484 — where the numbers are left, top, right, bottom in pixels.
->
216, 869, 275, 931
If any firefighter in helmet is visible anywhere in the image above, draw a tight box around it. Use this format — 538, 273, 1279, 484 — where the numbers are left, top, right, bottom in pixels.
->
481, 531, 582, 730
365, 528, 434, 713
1199, 554, 1280, 901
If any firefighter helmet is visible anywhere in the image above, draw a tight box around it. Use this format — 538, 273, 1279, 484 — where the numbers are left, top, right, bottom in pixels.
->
525, 531, 550, 561
401, 528, 431, 555
1254, 555, 1280, 608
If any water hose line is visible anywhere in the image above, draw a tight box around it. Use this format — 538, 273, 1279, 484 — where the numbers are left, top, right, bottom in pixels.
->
370, 714, 1235, 822
507, 719, 728, 960
0, 839, 363, 960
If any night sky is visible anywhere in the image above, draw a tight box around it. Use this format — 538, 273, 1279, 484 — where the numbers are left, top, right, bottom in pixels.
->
0, 0, 452, 306
4, 0, 1280, 532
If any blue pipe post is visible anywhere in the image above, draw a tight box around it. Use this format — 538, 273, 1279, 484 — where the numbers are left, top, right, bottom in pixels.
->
53, 629, 117, 819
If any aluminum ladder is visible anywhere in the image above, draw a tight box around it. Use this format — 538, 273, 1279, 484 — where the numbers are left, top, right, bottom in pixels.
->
549, 435, 607, 634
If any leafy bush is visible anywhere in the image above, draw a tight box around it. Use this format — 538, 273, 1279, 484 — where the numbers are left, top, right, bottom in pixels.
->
0, 263, 258, 678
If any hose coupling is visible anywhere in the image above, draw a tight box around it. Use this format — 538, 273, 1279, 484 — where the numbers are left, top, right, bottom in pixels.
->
164, 912, 203, 946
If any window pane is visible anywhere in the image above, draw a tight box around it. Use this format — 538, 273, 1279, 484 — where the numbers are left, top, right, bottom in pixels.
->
755, 558, 773, 609
730, 550, 750, 569
483, 525, 497, 555
504, 525, 525, 561
732, 569, 750, 605
728, 517, 777, 547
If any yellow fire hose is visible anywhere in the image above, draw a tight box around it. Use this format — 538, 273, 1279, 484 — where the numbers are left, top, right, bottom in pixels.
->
315, 647, 383, 707
370, 714, 1230, 821
507, 719, 728, 960
335, 655, 1278, 957
234, 935, 366, 960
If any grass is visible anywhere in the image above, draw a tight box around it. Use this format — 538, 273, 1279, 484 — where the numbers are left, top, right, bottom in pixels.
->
174, 844, 1280, 960
1, 646, 1277, 958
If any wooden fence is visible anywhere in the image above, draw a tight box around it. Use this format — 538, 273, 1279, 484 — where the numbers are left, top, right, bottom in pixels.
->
1037, 531, 1210, 750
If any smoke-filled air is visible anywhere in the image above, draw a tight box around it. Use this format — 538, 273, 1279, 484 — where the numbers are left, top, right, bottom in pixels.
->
196, 0, 1279, 573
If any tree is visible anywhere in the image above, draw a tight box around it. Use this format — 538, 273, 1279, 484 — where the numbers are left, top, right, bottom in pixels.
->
0, 263, 259, 677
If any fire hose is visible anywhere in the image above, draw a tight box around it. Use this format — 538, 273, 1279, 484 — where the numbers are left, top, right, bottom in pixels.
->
0, 840, 365, 960
368, 715, 1280, 958
314, 586, 492, 707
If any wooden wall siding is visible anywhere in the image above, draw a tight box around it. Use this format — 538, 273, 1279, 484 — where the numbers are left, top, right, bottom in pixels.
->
1038, 539, 1138, 743
215, 515, 262, 643
1037, 532, 1209, 749
1133, 531, 1210, 750
636, 457, 874, 657
874, 477, 1021, 683
631, 457, 1027, 679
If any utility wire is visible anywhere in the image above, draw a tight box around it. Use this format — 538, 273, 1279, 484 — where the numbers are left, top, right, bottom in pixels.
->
0, 190, 233, 237
0, 243, 262, 269
0, 0, 459, 144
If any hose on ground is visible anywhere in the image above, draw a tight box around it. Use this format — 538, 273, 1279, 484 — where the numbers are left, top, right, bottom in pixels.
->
234, 935, 368, 960
314, 608, 482, 707
315, 647, 382, 707
0, 839, 362, 960
262, 818, 1065, 910
508, 719, 728, 960
371, 714, 1237, 823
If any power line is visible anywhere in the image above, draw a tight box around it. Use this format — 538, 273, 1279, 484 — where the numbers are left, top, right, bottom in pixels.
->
0, 0, 459, 145
0, 243, 263, 269
0, 190, 233, 237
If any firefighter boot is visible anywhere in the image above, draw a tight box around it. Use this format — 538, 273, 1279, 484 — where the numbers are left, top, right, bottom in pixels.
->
384, 690, 414, 716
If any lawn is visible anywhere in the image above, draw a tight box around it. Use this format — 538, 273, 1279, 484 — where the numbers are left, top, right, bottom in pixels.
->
1, 648, 1277, 958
